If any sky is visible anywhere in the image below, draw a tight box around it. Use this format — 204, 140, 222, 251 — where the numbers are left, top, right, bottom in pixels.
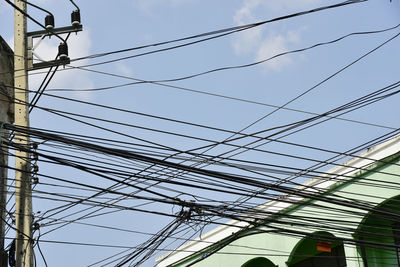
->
1, 0, 400, 266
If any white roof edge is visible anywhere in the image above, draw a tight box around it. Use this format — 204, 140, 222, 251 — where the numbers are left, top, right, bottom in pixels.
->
156, 134, 400, 266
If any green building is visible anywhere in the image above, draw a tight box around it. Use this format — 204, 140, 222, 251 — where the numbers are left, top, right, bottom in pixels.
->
157, 134, 400, 267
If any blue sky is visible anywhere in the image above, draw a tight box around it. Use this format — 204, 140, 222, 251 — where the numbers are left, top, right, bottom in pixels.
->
1, 0, 400, 266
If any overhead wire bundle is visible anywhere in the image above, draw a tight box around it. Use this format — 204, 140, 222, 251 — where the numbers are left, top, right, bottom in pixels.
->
2, 0, 400, 266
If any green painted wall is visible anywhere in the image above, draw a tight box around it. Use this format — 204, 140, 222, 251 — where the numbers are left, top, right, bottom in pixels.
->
242, 257, 277, 267
171, 156, 400, 267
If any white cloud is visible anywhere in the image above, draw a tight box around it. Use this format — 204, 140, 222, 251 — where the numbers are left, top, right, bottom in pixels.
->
233, 27, 262, 55
5, 24, 94, 100
29, 29, 94, 100
234, 0, 262, 25
255, 32, 296, 71
233, 0, 319, 72
32, 29, 91, 61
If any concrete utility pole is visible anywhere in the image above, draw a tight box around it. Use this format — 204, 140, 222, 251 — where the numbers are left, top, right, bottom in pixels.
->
13, 0, 33, 266
0, 36, 14, 267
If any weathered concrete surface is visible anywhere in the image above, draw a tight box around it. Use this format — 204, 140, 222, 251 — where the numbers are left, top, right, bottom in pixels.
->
0, 35, 13, 266
0, 36, 13, 124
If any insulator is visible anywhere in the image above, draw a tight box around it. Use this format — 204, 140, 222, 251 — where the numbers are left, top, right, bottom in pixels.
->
31, 142, 38, 150
45, 14, 55, 30
71, 10, 81, 27
32, 222, 40, 231
32, 165, 39, 173
58, 43, 69, 61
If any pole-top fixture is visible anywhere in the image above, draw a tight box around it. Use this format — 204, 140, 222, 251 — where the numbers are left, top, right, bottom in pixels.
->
58, 43, 69, 61
44, 14, 54, 30
71, 10, 81, 27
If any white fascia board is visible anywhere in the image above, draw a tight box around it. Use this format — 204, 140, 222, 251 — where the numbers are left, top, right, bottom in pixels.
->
156, 219, 249, 266
156, 134, 400, 266
302, 133, 400, 192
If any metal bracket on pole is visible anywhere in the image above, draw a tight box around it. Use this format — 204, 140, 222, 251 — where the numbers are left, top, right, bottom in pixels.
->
30, 58, 70, 71
27, 24, 82, 38
26, 25, 82, 71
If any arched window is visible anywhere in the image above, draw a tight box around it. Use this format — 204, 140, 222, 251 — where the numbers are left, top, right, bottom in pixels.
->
355, 195, 400, 267
286, 231, 346, 267
241, 257, 277, 267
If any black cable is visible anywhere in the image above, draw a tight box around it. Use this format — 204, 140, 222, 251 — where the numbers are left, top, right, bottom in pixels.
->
3, 159, 396, 264
57, 24, 400, 87
151, 29, 400, 220
192, 30, 400, 163
4, 116, 400, 225
23, 24, 397, 166
19, 0, 53, 16
29, 32, 72, 113
4, 0, 66, 43
7, 2, 400, 264
28, 142, 400, 192
169, 78, 400, 185
26, 139, 400, 206
8, 14, 72, 145
35, 229, 48, 267
6, 88, 394, 193
11, 79, 396, 178
4, 195, 400, 250
5, 125, 400, 222
3, 151, 400, 237
3, 86, 400, 253
4, 130, 396, 222
133, 81, 400, 203
68, 0, 79, 11
68, 0, 367, 66
41, 88, 397, 132
1, 0, 366, 76
7, 131, 396, 191
116, 218, 183, 267
225, 101, 400, 208
6, 178, 400, 262
3, 114, 400, 223
11, 86, 397, 137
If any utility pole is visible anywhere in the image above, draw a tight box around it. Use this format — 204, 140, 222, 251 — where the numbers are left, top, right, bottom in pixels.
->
0, 36, 14, 267
13, 0, 33, 266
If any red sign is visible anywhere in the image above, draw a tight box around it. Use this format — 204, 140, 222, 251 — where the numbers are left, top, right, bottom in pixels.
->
317, 241, 332, 252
